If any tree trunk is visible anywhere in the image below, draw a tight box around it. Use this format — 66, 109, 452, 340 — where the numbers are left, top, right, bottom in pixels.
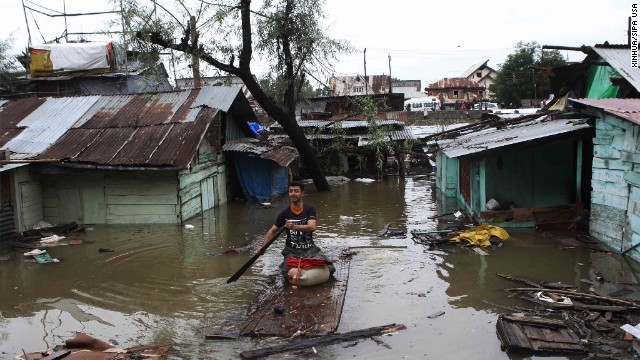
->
240, 74, 329, 190
136, 1, 330, 192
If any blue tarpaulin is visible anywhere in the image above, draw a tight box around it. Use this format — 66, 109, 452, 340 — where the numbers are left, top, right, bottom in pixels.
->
248, 122, 266, 138
235, 153, 288, 202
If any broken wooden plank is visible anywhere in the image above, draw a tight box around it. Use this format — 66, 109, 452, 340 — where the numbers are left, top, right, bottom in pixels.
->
497, 273, 543, 288
505, 288, 640, 308
239, 250, 350, 337
501, 314, 565, 327
239, 323, 406, 359
496, 315, 586, 354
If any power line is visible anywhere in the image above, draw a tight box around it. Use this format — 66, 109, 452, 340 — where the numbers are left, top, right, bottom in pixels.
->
27, 6, 47, 43
25, 0, 64, 15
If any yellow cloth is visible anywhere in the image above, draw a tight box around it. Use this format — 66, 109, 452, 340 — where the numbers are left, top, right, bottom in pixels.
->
451, 224, 509, 247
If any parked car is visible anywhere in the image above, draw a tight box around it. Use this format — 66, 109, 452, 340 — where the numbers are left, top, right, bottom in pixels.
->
473, 102, 499, 112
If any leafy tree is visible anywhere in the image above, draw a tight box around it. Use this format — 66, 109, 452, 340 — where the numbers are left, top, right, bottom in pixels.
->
490, 41, 566, 106
354, 96, 394, 177
120, 0, 350, 191
0, 37, 20, 96
258, 74, 315, 111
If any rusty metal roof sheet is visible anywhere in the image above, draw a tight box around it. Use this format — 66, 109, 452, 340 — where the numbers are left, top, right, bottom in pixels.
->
0, 86, 251, 168
591, 47, 640, 93
40, 106, 219, 168
222, 137, 299, 167
438, 118, 591, 158
570, 98, 640, 125
4, 97, 101, 158
0, 97, 47, 128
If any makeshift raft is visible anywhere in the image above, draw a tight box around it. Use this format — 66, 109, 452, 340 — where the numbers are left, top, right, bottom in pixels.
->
497, 314, 586, 354
238, 249, 351, 337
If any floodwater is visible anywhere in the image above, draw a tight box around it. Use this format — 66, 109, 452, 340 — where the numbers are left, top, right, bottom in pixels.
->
0, 177, 638, 359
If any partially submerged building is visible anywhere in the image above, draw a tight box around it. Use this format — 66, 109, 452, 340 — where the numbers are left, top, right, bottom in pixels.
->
435, 114, 593, 226
434, 42, 640, 262
570, 98, 640, 258
222, 137, 299, 203
270, 112, 414, 177
0, 86, 256, 234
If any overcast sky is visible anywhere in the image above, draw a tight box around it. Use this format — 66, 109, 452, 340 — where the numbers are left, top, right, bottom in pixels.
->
0, 0, 632, 89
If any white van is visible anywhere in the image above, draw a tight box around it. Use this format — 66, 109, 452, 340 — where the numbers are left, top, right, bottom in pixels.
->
404, 97, 440, 113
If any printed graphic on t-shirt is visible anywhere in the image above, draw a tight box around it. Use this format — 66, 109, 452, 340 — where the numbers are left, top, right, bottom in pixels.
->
289, 218, 314, 249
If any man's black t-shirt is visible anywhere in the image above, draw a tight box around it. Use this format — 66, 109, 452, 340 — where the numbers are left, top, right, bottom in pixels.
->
275, 204, 317, 253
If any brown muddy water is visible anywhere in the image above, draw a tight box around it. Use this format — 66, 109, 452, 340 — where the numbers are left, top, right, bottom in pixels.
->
0, 177, 638, 359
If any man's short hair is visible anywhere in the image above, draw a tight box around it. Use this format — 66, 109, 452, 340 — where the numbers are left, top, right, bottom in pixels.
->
289, 181, 304, 191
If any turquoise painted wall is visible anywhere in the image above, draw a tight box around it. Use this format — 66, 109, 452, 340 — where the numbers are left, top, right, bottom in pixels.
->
42, 170, 180, 224
436, 152, 459, 197
588, 111, 640, 259
484, 141, 574, 209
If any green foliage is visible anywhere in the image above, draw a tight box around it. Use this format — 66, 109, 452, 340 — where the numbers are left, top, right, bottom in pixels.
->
354, 96, 393, 176
118, 0, 350, 110
491, 41, 566, 106
0, 37, 21, 95
259, 74, 315, 109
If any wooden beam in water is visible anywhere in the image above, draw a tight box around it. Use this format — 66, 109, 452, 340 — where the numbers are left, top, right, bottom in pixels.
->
239, 323, 407, 359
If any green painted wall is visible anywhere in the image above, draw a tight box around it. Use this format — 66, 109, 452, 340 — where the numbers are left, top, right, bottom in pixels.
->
13, 167, 43, 231
436, 152, 459, 198
178, 112, 230, 222
589, 111, 640, 259
43, 170, 180, 224
484, 141, 574, 209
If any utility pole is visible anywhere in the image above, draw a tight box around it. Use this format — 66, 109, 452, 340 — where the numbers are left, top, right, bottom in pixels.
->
190, 16, 201, 88
363, 48, 368, 95
63, 0, 68, 41
388, 53, 392, 94
532, 68, 536, 102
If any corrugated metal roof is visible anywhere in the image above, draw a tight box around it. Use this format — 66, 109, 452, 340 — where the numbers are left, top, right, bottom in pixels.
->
4, 97, 101, 157
191, 86, 242, 111
438, 118, 591, 158
570, 98, 640, 125
0, 86, 250, 168
271, 119, 406, 130
460, 60, 489, 78
592, 47, 640, 93
0, 97, 47, 128
222, 138, 299, 167
40, 106, 219, 168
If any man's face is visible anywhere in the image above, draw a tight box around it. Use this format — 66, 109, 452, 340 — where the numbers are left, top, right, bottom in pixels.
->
288, 186, 303, 203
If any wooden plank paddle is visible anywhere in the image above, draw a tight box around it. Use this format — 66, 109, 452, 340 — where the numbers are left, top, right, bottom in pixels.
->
226, 226, 286, 284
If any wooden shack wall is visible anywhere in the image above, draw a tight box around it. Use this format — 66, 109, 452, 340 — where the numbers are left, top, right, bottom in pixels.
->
589, 113, 640, 257
435, 152, 458, 198
42, 170, 180, 224
178, 111, 241, 222
13, 166, 43, 231
484, 141, 574, 209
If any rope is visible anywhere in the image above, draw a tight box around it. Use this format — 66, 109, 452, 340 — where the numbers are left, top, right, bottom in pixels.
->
286, 257, 331, 284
